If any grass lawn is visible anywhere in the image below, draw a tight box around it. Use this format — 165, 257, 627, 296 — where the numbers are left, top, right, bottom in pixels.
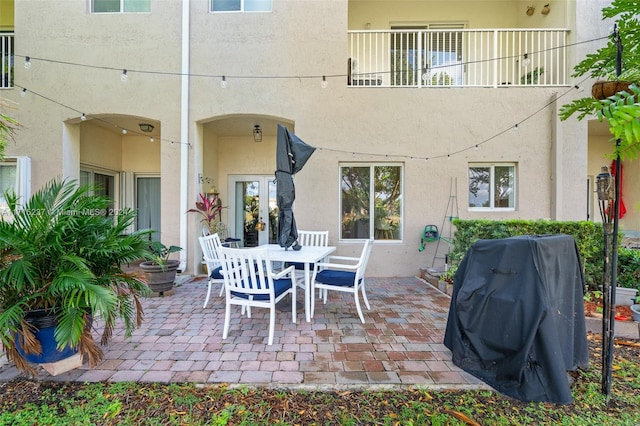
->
1, 334, 639, 425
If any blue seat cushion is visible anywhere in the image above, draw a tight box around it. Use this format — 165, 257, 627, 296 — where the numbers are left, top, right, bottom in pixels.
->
315, 270, 359, 287
209, 266, 224, 280
231, 278, 293, 300
285, 261, 313, 270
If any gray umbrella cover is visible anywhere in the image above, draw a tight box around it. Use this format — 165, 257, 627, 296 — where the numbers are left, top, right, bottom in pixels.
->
275, 124, 316, 250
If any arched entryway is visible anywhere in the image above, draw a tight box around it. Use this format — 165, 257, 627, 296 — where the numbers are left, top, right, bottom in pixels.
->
75, 113, 162, 239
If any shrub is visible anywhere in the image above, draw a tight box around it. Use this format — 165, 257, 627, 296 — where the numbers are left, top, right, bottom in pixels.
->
449, 219, 604, 288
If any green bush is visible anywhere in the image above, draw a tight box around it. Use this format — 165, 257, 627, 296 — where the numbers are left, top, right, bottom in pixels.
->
617, 247, 640, 291
448, 219, 604, 288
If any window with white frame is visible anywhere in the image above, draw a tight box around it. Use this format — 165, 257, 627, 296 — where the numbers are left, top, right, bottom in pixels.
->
340, 164, 403, 241
0, 157, 31, 219
92, 0, 150, 13
211, 0, 271, 12
468, 163, 516, 210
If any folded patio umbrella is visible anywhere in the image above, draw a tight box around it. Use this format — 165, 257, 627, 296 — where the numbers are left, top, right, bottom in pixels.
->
275, 124, 316, 250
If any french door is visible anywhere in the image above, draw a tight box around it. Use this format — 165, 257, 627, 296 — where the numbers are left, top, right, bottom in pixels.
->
228, 175, 278, 247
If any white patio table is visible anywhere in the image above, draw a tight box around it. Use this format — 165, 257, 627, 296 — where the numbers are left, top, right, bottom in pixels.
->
262, 244, 336, 322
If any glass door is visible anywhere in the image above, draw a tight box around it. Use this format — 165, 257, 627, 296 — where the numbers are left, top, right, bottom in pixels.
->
229, 175, 278, 247
136, 176, 161, 242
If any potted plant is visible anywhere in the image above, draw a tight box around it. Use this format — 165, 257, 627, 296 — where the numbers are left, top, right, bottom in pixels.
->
631, 296, 640, 322
187, 192, 224, 235
0, 178, 153, 373
617, 246, 640, 305
559, 0, 640, 159
139, 241, 182, 294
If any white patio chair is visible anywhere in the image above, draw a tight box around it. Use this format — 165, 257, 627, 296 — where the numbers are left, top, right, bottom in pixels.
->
286, 230, 329, 290
310, 238, 374, 323
198, 233, 225, 308
218, 246, 296, 345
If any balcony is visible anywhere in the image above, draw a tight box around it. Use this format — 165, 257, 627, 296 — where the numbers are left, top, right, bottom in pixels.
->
347, 29, 569, 88
1, 33, 13, 89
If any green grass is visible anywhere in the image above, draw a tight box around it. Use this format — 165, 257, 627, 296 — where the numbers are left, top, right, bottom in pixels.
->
1, 339, 639, 425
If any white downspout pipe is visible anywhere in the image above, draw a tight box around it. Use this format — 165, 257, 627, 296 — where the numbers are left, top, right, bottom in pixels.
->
179, 0, 190, 272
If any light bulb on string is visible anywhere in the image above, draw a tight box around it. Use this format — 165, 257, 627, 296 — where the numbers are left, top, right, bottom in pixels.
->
20, 88, 27, 97
24, 56, 31, 69
149, 137, 154, 143
121, 69, 128, 82
81, 113, 87, 121
521, 54, 531, 68
122, 128, 127, 134
321, 76, 328, 89
421, 68, 429, 84
220, 76, 228, 89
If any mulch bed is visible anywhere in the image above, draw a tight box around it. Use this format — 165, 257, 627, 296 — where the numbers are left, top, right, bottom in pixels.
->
584, 301, 635, 322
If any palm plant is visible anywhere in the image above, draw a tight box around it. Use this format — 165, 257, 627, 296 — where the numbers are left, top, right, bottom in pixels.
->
0, 178, 152, 373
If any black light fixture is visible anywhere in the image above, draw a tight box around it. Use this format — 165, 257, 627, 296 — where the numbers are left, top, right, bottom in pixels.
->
253, 125, 262, 143
139, 123, 154, 133
596, 166, 614, 202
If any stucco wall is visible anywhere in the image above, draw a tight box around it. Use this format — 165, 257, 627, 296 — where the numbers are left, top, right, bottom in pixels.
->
348, 0, 569, 30
4, 0, 607, 277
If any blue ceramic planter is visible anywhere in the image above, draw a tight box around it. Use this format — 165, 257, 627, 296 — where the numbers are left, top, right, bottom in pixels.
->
15, 309, 77, 364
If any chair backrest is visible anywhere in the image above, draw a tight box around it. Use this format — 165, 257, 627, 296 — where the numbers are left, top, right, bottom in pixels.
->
297, 230, 329, 247
355, 238, 375, 281
199, 233, 223, 269
218, 246, 275, 297
215, 222, 229, 241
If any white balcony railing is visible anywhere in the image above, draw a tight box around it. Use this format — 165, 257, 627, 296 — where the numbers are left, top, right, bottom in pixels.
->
348, 29, 569, 88
1, 33, 14, 89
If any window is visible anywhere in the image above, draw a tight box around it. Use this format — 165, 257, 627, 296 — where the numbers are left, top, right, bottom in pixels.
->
92, 0, 150, 13
211, 0, 271, 12
1, 33, 14, 89
80, 169, 116, 215
0, 157, 31, 219
340, 164, 402, 241
468, 163, 516, 210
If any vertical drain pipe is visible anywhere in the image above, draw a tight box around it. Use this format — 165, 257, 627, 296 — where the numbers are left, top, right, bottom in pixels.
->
178, 0, 190, 272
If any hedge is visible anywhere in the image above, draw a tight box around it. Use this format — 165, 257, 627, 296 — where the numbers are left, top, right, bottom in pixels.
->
448, 219, 605, 288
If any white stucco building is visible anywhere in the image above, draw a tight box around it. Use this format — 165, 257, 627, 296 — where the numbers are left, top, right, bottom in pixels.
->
0, 0, 637, 277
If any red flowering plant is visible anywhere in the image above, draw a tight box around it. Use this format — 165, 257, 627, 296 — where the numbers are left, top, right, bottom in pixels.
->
187, 193, 225, 234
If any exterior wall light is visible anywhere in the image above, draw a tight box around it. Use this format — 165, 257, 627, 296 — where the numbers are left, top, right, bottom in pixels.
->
253, 125, 262, 143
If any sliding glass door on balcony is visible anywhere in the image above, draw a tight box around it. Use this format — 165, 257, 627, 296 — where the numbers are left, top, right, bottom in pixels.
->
390, 25, 464, 86
348, 28, 568, 88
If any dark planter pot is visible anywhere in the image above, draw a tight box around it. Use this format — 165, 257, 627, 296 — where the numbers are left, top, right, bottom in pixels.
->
140, 259, 180, 293
15, 309, 77, 364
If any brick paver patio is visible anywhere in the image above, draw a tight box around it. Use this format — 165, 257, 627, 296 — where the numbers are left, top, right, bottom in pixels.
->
0, 276, 486, 390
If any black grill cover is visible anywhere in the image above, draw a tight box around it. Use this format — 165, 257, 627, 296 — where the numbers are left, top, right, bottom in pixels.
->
444, 234, 589, 404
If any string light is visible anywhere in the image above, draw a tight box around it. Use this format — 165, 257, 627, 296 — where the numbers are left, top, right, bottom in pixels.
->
81, 113, 87, 121
522, 53, 531, 67
150, 137, 154, 142
13, 46, 593, 159
24, 56, 31, 69
20, 88, 27, 97
321, 76, 328, 89
121, 69, 128, 82
13, 34, 607, 88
